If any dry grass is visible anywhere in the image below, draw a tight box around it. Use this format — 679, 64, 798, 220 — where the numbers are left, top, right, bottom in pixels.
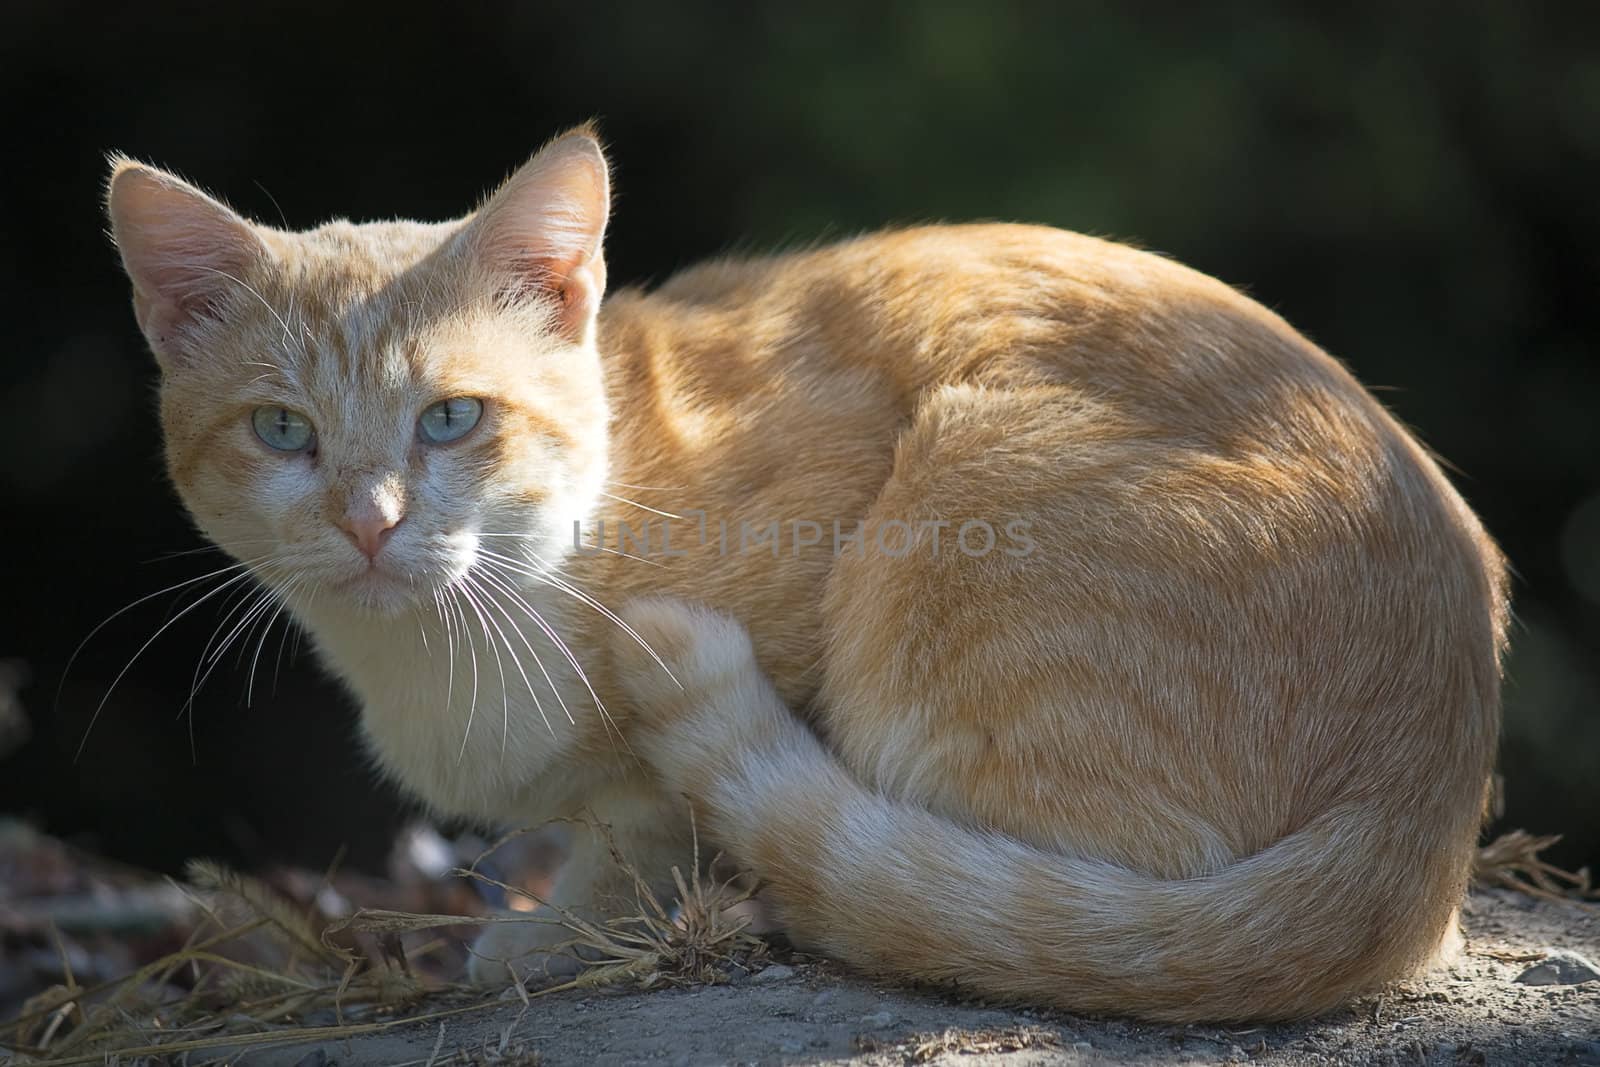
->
551, 818, 768, 988
1473, 829, 1599, 905
0, 817, 766, 1065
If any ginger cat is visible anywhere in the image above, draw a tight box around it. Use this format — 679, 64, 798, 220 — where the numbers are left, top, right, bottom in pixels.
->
105, 128, 1508, 1022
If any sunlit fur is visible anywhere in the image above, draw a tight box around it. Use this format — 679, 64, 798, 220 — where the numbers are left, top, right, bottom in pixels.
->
107, 129, 1509, 1021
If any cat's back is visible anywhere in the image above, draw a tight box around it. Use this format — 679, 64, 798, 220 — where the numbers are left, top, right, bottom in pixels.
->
644, 222, 1209, 307
601, 222, 1423, 510
603, 223, 1505, 690
607, 222, 1346, 402
624, 222, 1235, 328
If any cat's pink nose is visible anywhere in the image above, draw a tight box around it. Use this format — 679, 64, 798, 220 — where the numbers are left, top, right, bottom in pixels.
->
339, 512, 400, 562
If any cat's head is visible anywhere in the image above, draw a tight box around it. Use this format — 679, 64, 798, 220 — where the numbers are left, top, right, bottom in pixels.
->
106, 129, 612, 616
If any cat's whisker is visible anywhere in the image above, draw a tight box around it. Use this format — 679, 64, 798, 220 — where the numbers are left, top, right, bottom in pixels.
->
473, 556, 622, 743
144, 542, 272, 564
208, 580, 282, 669
604, 480, 685, 492
178, 578, 267, 760
591, 544, 666, 568
406, 268, 441, 334
470, 565, 573, 729
283, 286, 312, 366
246, 576, 300, 708
466, 571, 562, 737
456, 574, 515, 759
474, 559, 598, 702
477, 531, 665, 570
228, 583, 285, 672
183, 563, 293, 724
59, 558, 265, 717
444, 582, 480, 764
482, 547, 681, 689
596, 491, 683, 520
479, 545, 643, 659
75, 565, 265, 761
433, 587, 456, 718
289, 598, 308, 663
204, 582, 285, 752
270, 578, 307, 696
191, 265, 296, 349
470, 566, 566, 742
181, 578, 263, 721
416, 605, 431, 655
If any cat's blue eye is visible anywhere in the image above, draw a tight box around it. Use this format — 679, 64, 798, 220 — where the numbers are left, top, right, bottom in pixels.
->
419, 397, 484, 445
251, 406, 314, 452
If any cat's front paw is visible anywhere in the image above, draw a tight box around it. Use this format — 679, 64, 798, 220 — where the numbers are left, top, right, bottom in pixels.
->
467, 914, 583, 988
612, 598, 783, 794
612, 598, 758, 732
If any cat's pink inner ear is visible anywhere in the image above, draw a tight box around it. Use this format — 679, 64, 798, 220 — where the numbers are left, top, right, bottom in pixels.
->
469, 131, 610, 340
106, 162, 268, 358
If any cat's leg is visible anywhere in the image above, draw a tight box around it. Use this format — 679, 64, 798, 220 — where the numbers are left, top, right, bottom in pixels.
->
604, 601, 787, 783
607, 597, 849, 946
467, 786, 691, 986
607, 599, 819, 839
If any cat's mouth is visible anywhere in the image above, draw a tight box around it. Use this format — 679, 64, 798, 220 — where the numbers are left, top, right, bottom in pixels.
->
325, 549, 482, 616
328, 562, 428, 614
335, 565, 400, 589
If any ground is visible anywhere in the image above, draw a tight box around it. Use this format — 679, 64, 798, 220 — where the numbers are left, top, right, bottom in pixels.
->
209, 888, 1597, 1067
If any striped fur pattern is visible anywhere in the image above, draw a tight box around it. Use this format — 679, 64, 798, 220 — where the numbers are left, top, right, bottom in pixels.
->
106, 129, 1508, 1019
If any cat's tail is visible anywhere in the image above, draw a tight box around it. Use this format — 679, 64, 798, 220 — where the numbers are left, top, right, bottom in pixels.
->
620, 601, 1474, 1023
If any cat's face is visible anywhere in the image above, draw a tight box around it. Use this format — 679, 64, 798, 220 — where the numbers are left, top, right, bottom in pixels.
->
107, 131, 613, 615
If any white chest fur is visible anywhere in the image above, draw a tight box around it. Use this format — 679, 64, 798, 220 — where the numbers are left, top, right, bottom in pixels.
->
295, 584, 602, 825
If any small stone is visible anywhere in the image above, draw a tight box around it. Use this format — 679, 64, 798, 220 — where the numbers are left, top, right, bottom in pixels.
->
859, 1010, 895, 1028
776, 1038, 805, 1054
810, 989, 836, 1007
752, 964, 798, 984
1514, 950, 1600, 986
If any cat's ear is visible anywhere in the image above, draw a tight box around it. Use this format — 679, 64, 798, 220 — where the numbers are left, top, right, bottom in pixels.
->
105, 158, 271, 366
464, 127, 610, 344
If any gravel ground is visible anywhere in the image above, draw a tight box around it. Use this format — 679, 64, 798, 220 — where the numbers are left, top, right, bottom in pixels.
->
214, 887, 1598, 1067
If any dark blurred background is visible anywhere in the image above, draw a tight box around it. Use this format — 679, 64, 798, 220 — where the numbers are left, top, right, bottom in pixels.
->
1, 3, 1596, 877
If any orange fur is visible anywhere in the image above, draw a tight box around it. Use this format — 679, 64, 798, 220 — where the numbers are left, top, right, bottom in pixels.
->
106, 129, 1508, 1019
